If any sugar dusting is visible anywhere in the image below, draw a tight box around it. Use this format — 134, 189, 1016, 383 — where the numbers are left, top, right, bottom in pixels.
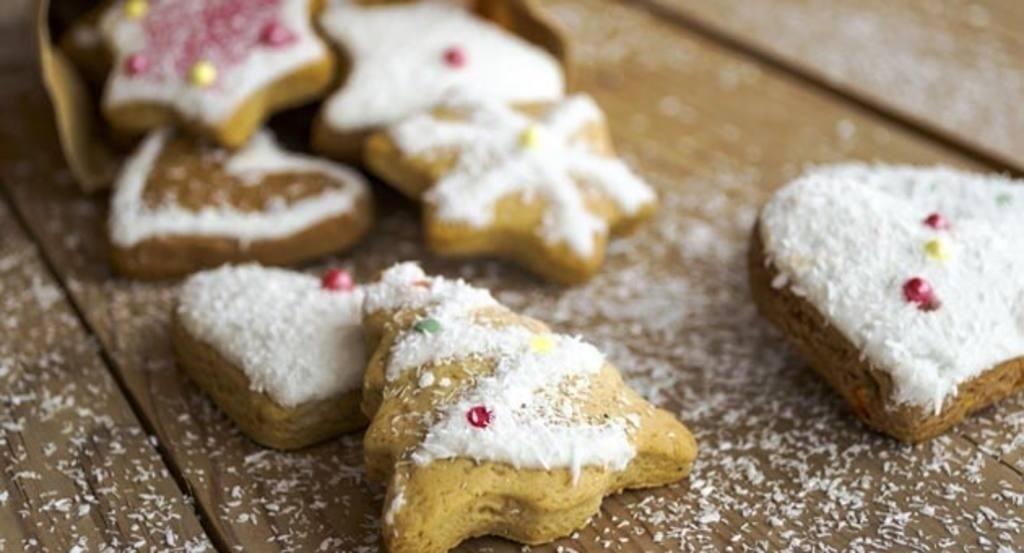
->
658, 0, 1024, 164
1, 0, 1022, 550
0, 201, 210, 551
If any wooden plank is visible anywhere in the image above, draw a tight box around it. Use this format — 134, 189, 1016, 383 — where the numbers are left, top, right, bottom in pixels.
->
639, 0, 1024, 172
0, 193, 211, 549
3, 0, 1024, 550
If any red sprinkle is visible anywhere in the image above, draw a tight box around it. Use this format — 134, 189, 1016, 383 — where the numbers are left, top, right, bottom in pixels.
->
411, 279, 432, 289
923, 212, 950, 230
125, 53, 150, 75
466, 405, 492, 428
443, 46, 467, 68
321, 269, 355, 292
903, 277, 940, 311
260, 21, 295, 46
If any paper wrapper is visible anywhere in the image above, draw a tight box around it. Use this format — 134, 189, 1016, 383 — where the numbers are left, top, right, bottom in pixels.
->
36, 0, 571, 193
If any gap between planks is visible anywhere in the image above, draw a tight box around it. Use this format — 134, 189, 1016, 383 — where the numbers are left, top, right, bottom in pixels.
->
0, 182, 231, 553
621, 0, 1024, 178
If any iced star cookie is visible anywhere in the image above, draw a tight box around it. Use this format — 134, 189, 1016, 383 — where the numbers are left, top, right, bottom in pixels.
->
751, 164, 1024, 443
109, 128, 372, 279
173, 264, 367, 449
99, 0, 334, 147
364, 95, 657, 284
311, 0, 565, 161
359, 263, 696, 552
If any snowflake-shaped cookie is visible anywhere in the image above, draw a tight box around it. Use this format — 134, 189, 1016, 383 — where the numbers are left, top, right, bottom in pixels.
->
366, 95, 657, 283
312, 0, 565, 159
100, 0, 332, 146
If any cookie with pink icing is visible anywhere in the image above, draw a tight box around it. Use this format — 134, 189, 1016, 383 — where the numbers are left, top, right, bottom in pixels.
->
359, 263, 696, 552
108, 127, 372, 279
365, 95, 657, 284
311, 0, 566, 161
99, 0, 334, 147
751, 163, 1024, 442
173, 264, 367, 449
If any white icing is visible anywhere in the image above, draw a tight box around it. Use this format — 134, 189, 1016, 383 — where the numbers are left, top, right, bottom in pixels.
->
109, 128, 369, 247
367, 263, 636, 484
318, 0, 564, 132
362, 262, 497, 316
387, 95, 657, 256
760, 163, 1024, 412
176, 264, 365, 407
101, 0, 328, 125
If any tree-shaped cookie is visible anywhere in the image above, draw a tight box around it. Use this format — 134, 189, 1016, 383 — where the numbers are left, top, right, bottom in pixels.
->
99, 0, 334, 147
312, 0, 565, 161
360, 263, 697, 552
752, 164, 1024, 442
365, 95, 657, 284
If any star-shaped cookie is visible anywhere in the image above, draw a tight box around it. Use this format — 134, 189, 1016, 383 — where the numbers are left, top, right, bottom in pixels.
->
312, 0, 565, 161
752, 164, 1024, 442
99, 0, 334, 147
109, 128, 372, 279
365, 94, 658, 283
360, 263, 697, 552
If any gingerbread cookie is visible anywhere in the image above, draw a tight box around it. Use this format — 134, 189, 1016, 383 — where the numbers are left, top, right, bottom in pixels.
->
360, 263, 696, 552
312, 0, 565, 161
173, 264, 367, 449
109, 128, 372, 279
365, 95, 657, 284
99, 0, 334, 147
751, 164, 1024, 443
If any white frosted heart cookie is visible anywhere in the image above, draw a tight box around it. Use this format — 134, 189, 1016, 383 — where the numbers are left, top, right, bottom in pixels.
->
365, 95, 657, 284
751, 163, 1024, 442
312, 0, 565, 161
173, 264, 367, 449
109, 128, 372, 279
99, 0, 334, 147
359, 263, 697, 552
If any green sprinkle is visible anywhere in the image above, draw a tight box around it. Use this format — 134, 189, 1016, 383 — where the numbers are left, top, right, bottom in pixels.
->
996, 193, 1012, 206
414, 318, 441, 334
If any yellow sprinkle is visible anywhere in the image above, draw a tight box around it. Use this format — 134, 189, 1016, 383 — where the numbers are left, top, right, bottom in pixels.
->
924, 239, 951, 261
123, 0, 148, 19
520, 126, 543, 150
529, 333, 555, 354
189, 61, 218, 87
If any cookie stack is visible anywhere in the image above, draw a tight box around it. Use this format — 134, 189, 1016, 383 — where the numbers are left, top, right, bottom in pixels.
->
64, 0, 657, 283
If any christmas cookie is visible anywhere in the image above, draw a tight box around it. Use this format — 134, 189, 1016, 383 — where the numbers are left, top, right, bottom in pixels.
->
173, 264, 367, 449
364, 95, 657, 284
99, 0, 334, 147
360, 263, 696, 552
311, 0, 565, 161
751, 164, 1024, 442
109, 128, 372, 279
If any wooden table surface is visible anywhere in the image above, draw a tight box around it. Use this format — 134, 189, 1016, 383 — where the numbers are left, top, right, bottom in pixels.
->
1, 1, 1022, 551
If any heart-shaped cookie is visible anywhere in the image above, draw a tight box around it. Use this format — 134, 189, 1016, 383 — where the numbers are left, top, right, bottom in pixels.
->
173, 264, 367, 449
751, 164, 1024, 442
109, 128, 372, 279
